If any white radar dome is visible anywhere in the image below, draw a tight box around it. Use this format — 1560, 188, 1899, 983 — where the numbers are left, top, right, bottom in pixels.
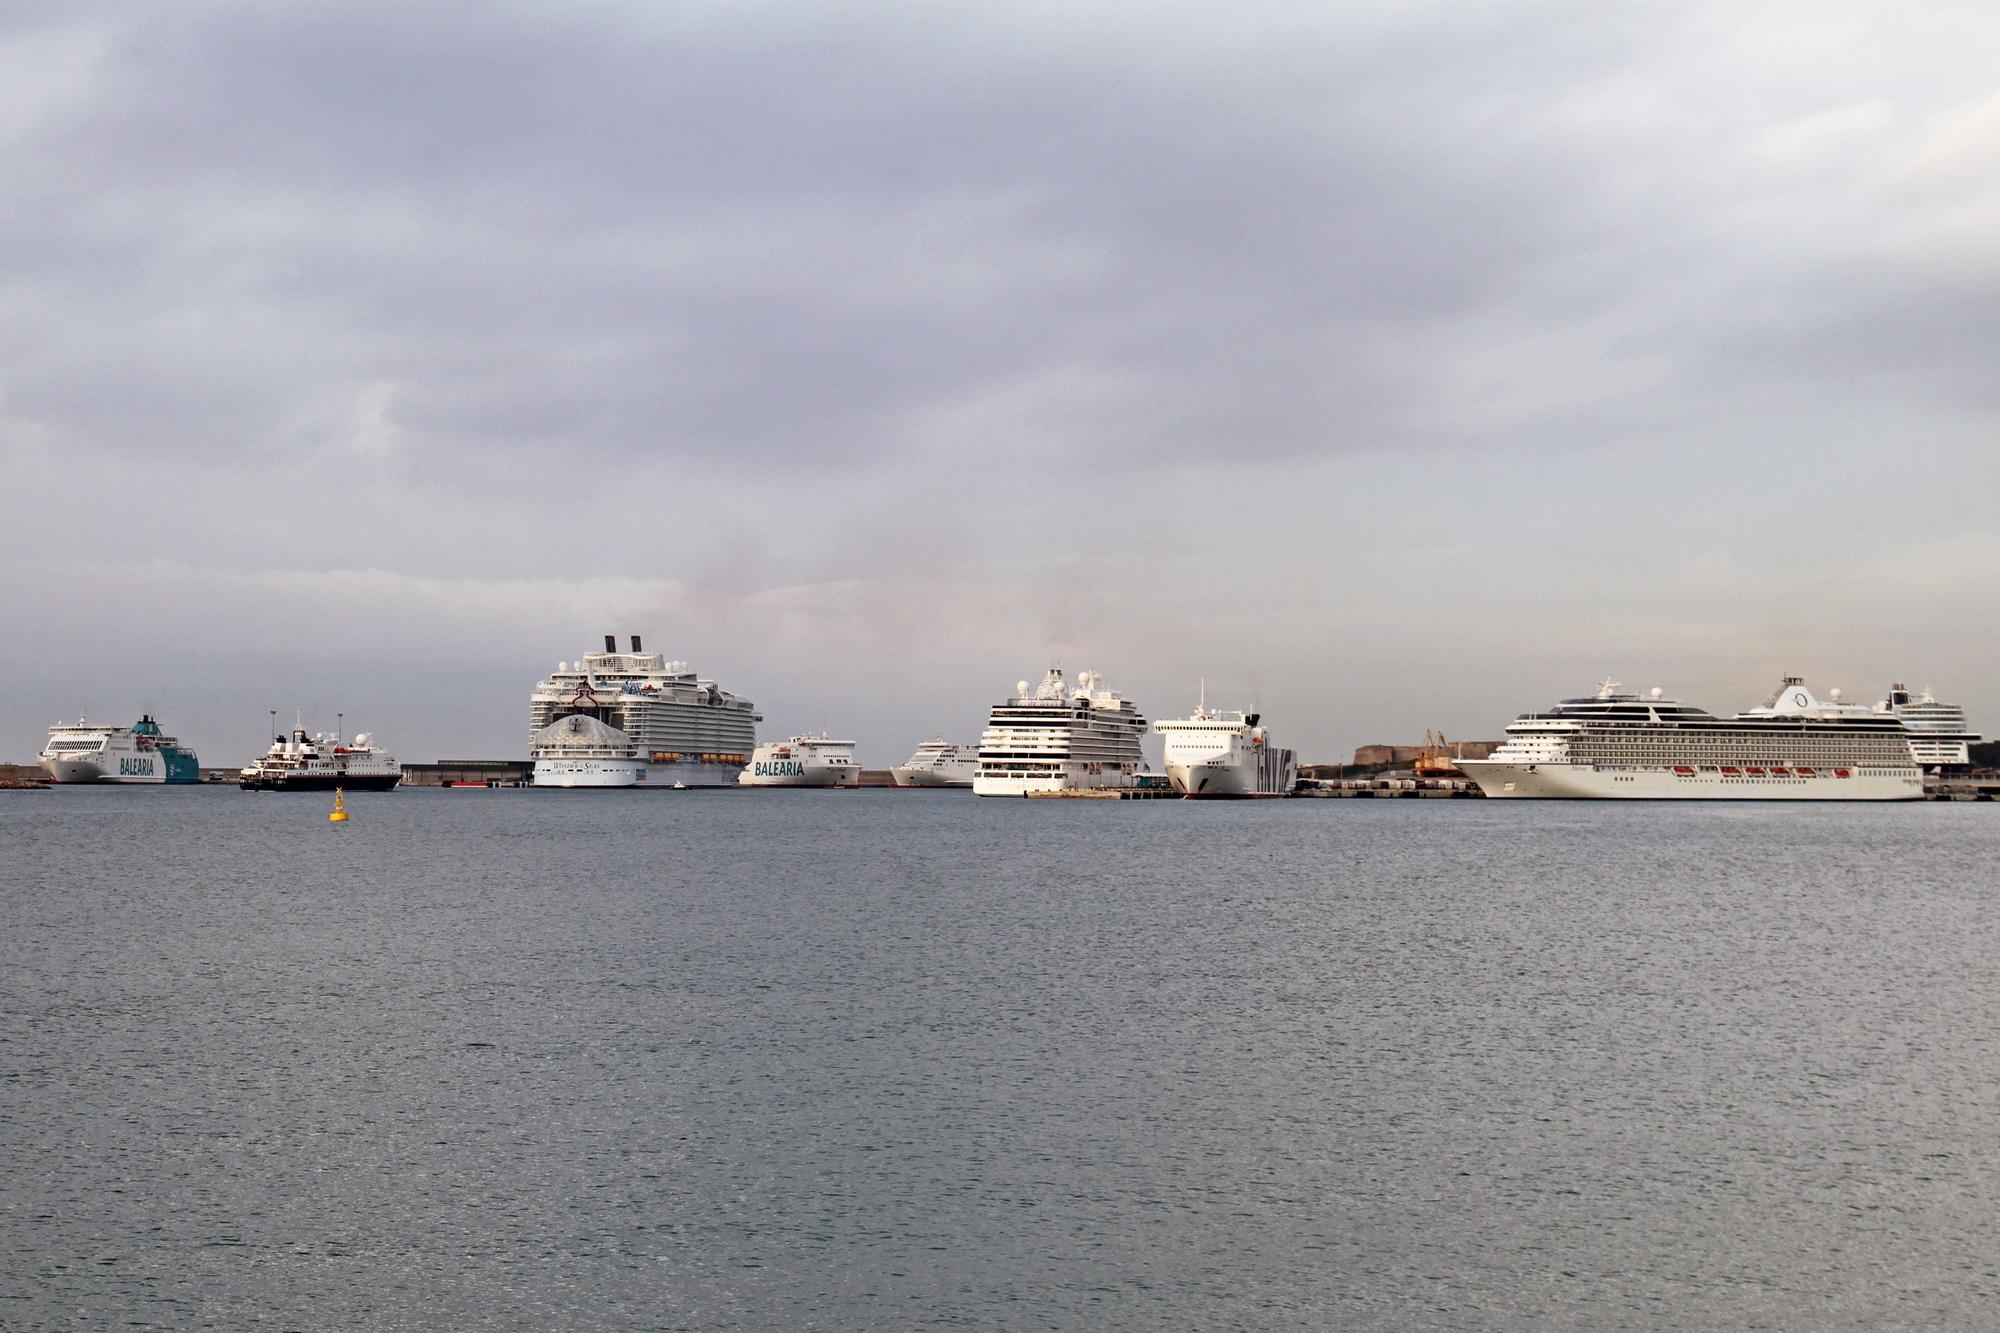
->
354, 733, 370, 746
559, 661, 568, 672
1017, 681, 1030, 697
1650, 686, 1663, 700
1078, 671, 1093, 689
1830, 687, 1842, 700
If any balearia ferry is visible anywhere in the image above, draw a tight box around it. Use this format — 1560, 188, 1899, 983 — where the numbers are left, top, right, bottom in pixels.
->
738, 733, 860, 787
241, 723, 400, 791
1458, 677, 1925, 800
1155, 684, 1297, 798
40, 713, 200, 784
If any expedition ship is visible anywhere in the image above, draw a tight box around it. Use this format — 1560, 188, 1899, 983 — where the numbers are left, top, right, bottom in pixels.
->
240, 724, 400, 791
1877, 682, 1981, 769
1155, 685, 1297, 798
1458, 677, 1924, 800
40, 713, 200, 784
739, 733, 860, 787
530, 635, 759, 788
972, 668, 1149, 796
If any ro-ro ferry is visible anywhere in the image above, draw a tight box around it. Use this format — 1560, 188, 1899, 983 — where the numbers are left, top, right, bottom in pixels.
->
40, 713, 200, 784
739, 733, 860, 787
1155, 685, 1296, 798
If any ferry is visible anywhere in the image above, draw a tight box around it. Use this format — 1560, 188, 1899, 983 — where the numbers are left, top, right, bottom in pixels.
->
1459, 677, 1924, 800
241, 723, 400, 791
891, 739, 979, 788
1155, 685, 1297, 798
1877, 682, 1981, 769
531, 635, 759, 788
973, 668, 1149, 797
531, 713, 646, 788
40, 714, 200, 784
738, 733, 860, 787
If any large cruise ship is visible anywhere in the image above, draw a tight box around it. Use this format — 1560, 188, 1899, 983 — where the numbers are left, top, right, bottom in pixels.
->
892, 739, 979, 788
1459, 677, 1924, 800
1877, 683, 1981, 769
40, 714, 200, 784
738, 733, 860, 787
972, 668, 1150, 796
1154, 685, 1297, 798
531, 713, 646, 788
530, 635, 759, 788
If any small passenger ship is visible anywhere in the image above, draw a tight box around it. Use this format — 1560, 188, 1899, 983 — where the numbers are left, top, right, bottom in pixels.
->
1155, 685, 1297, 798
738, 733, 860, 787
891, 739, 979, 788
241, 723, 400, 791
531, 714, 646, 788
1877, 682, 1981, 769
1459, 677, 1924, 800
973, 668, 1149, 797
40, 713, 200, 784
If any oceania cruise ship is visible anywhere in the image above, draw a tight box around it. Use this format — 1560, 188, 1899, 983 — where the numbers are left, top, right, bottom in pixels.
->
1877, 682, 1981, 769
972, 668, 1149, 796
530, 634, 760, 788
1458, 677, 1925, 800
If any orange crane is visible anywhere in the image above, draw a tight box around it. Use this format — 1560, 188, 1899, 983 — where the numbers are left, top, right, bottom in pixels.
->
1414, 729, 1464, 777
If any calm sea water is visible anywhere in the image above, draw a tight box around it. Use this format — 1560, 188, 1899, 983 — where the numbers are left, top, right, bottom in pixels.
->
4, 787, 2000, 1330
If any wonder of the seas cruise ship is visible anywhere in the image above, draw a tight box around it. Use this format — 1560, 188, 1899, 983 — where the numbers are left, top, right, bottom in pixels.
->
972, 668, 1150, 796
1154, 685, 1297, 798
40, 714, 200, 784
892, 739, 979, 788
1877, 682, 1981, 769
1458, 677, 1924, 800
531, 713, 646, 788
738, 733, 860, 787
530, 635, 760, 788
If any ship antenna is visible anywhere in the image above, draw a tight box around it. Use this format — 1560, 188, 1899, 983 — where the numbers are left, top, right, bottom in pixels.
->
1199, 676, 1206, 715
270, 709, 277, 743
337, 712, 344, 746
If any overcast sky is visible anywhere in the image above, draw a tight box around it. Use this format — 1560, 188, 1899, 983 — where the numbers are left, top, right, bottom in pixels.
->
4, 0, 1997, 767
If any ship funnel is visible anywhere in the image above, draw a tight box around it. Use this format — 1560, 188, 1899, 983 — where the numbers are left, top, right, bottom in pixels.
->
631, 634, 642, 652
604, 634, 616, 653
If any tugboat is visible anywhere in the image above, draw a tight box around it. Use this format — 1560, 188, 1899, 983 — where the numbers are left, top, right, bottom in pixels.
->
241, 721, 400, 791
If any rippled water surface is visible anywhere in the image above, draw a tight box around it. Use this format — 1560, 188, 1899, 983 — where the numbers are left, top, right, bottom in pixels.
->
5, 787, 2000, 1330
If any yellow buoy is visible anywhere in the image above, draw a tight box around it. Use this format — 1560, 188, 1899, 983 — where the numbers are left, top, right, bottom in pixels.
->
329, 788, 349, 822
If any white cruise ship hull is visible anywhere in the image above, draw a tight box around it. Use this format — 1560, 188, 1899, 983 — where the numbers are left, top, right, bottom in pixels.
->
647, 759, 744, 788
892, 765, 974, 788
972, 769, 1136, 797
1460, 760, 1923, 801
533, 758, 644, 788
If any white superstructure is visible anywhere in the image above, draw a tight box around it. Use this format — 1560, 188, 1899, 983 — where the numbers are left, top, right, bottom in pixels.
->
240, 723, 400, 791
40, 713, 200, 784
1154, 684, 1297, 798
973, 668, 1149, 797
738, 733, 860, 787
531, 634, 760, 788
1876, 683, 1980, 769
892, 739, 979, 788
532, 713, 646, 788
1459, 677, 1923, 800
